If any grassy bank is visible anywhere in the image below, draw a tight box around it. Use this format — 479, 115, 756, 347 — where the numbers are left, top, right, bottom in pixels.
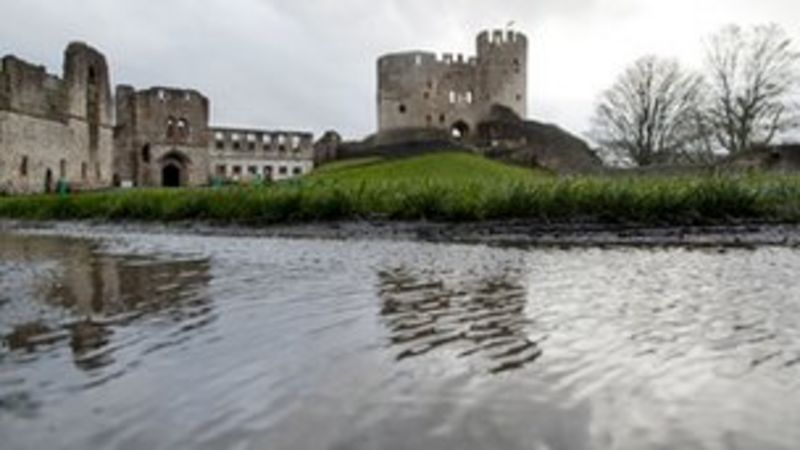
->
2, 152, 800, 225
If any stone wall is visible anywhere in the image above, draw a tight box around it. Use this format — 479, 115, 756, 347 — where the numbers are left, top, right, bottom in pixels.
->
377, 30, 527, 139
114, 86, 211, 187
0, 42, 115, 194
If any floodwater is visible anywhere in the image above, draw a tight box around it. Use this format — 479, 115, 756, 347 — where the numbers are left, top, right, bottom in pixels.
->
1, 228, 799, 450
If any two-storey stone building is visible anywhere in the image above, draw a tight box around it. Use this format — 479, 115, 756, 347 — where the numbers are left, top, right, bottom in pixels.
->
210, 128, 314, 183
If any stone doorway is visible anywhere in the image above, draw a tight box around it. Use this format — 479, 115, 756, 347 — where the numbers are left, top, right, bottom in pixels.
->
162, 164, 182, 188
44, 169, 54, 193
451, 120, 470, 140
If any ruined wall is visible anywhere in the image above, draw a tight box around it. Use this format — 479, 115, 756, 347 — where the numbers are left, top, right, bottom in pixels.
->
0, 43, 114, 194
209, 127, 314, 182
377, 29, 527, 138
114, 87, 210, 187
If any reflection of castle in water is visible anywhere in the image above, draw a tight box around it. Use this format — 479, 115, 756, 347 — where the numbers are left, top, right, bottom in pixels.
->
0, 233, 212, 370
378, 266, 541, 374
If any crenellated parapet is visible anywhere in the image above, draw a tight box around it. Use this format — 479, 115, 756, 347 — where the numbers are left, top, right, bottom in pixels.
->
376, 29, 528, 138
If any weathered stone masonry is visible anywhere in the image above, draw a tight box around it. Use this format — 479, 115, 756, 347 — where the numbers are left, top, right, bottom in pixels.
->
378, 29, 527, 139
115, 86, 211, 188
1, 43, 315, 193
0, 43, 114, 194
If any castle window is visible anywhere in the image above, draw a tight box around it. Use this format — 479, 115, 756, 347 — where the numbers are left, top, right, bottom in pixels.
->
423, 92, 429, 100
466, 91, 474, 104
427, 80, 433, 89
216, 165, 226, 176
20, 156, 28, 177
232, 165, 242, 176
449, 91, 456, 104
88, 67, 97, 86
399, 104, 407, 114
248, 166, 258, 175
293, 167, 302, 176
426, 115, 432, 126
263, 166, 273, 180
95, 162, 101, 180
81, 162, 88, 180
216, 140, 225, 150
158, 90, 167, 101
439, 114, 446, 124
415, 55, 422, 66
291, 135, 301, 150
166, 117, 176, 139
278, 135, 286, 152
516, 94, 523, 102
142, 144, 151, 163
279, 166, 288, 175
59, 159, 67, 178
177, 119, 190, 139
247, 134, 257, 151
513, 58, 521, 74
232, 133, 241, 150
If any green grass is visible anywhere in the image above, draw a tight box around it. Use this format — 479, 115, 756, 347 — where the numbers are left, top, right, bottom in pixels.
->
3, 151, 800, 225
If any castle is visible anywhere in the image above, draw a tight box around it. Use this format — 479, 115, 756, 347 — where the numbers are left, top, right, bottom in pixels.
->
1, 28, 599, 193
377, 29, 528, 139
0, 43, 314, 194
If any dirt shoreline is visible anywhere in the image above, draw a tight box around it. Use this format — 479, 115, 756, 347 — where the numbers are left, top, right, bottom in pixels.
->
3, 218, 800, 248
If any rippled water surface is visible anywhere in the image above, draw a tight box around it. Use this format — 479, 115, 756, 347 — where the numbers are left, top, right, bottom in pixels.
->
1, 229, 800, 450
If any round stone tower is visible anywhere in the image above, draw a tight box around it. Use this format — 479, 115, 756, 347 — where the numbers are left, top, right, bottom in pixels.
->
376, 29, 528, 138
476, 29, 528, 120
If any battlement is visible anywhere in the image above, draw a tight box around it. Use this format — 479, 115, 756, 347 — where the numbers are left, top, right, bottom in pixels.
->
476, 29, 527, 46
377, 28, 528, 135
136, 86, 208, 105
438, 53, 477, 66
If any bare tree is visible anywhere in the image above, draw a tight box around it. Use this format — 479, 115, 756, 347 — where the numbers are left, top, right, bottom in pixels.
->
705, 24, 800, 154
591, 56, 708, 166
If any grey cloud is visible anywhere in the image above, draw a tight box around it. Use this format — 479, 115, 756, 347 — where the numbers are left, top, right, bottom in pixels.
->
2, 0, 799, 140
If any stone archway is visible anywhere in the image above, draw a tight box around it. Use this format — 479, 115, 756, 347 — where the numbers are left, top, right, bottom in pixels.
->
159, 150, 191, 188
162, 163, 182, 188
451, 120, 470, 140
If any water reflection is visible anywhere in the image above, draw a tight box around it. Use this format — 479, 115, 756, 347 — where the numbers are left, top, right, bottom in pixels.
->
378, 266, 542, 373
0, 232, 212, 372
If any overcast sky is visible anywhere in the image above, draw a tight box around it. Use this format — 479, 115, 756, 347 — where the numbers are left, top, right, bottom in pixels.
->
2, 0, 800, 140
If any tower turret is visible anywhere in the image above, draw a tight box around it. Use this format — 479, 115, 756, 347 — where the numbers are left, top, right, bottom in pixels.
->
476, 29, 528, 119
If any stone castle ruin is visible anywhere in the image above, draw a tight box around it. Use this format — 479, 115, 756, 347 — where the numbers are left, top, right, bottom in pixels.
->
351, 29, 599, 173
378, 30, 527, 140
0, 43, 115, 193
1, 29, 602, 194
1, 43, 315, 194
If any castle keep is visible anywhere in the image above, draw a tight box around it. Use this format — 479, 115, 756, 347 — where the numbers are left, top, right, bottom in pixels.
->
0, 43, 315, 194
378, 29, 527, 139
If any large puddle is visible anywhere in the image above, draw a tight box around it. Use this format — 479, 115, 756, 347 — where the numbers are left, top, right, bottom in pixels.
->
1, 228, 799, 449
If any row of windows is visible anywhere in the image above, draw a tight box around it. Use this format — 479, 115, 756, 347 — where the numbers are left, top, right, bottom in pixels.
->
157, 89, 194, 102
215, 164, 304, 178
17, 156, 101, 180
214, 132, 304, 148
215, 139, 306, 152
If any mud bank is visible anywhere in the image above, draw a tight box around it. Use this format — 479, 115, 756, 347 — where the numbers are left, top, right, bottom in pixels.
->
3, 219, 800, 247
